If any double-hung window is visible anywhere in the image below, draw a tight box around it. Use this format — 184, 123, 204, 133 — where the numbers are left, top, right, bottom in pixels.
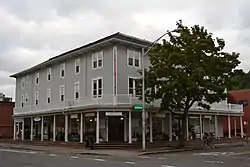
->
35, 91, 39, 105
60, 63, 65, 78
60, 85, 65, 101
127, 49, 141, 68
92, 78, 103, 98
21, 77, 25, 90
92, 51, 103, 69
74, 82, 80, 99
25, 94, 28, 103
128, 77, 139, 96
35, 72, 39, 85
75, 58, 80, 74
47, 89, 51, 104
21, 95, 24, 107
47, 67, 52, 82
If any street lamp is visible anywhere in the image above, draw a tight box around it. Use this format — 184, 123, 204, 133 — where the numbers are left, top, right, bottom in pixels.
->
141, 30, 178, 151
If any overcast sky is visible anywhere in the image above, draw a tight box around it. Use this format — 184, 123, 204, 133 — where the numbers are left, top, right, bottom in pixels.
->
0, 0, 249, 100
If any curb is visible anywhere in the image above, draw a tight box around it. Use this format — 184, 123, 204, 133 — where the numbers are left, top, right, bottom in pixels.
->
77, 152, 111, 156
138, 143, 246, 156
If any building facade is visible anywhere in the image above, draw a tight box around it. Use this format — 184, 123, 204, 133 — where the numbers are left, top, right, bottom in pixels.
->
0, 93, 14, 138
11, 33, 244, 143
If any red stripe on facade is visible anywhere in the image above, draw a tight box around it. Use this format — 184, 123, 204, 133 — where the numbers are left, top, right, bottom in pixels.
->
113, 47, 117, 95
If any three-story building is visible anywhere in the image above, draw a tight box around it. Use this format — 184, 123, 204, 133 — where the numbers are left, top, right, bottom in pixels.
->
11, 32, 244, 144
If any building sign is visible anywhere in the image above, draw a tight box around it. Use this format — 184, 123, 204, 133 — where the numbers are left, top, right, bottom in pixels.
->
34, 117, 41, 122
85, 113, 95, 117
105, 112, 123, 116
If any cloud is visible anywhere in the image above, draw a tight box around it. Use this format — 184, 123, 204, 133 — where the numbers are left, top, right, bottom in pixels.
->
0, 0, 249, 100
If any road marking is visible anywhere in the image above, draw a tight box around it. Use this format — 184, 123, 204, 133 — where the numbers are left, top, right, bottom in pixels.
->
49, 154, 57, 157
93, 158, 105, 162
205, 160, 224, 164
161, 165, 175, 167
140, 156, 150, 159
70, 156, 79, 159
0, 148, 37, 154
158, 157, 167, 160
125, 162, 135, 164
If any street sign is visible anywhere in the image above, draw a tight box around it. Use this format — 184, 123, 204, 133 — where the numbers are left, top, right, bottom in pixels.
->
133, 105, 143, 110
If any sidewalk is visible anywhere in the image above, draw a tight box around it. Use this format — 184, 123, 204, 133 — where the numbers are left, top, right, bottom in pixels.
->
0, 140, 247, 157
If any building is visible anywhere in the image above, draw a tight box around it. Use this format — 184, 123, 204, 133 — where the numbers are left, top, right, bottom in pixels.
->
10, 32, 244, 143
226, 89, 250, 135
0, 93, 14, 138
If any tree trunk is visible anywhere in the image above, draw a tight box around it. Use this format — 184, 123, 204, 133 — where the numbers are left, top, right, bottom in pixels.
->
178, 110, 188, 148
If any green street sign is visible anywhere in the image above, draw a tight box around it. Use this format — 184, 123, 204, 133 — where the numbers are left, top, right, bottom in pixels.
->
133, 105, 143, 110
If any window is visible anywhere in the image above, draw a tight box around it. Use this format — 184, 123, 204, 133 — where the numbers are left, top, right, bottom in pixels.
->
35, 73, 39, 85
47, 89, 51, 104
26, 76, 29, 83
21, 77, 25, 89
21, 95, 24, 107
75, 58, 80, 74
35, 91, 39, 105
127, 49, 141, 68
74, 82, 80, 99
47, 67, 51, 81
92, 51, 103, 69
60, 85, 65, 101
128, 77, 139, 96
25, 94, 28, 103
92, 78, 103, 98
60, 63, 65, 78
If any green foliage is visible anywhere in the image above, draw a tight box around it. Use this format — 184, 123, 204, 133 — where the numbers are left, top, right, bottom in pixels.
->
137, 20, 241, 114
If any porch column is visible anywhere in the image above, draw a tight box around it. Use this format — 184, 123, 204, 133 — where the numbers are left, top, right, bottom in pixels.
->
65, 114, 68, 142
161, 117, 165, 134
149, 112, 153, 143
169, 112, 172, 141
96, 111, 100, 144
186, 116, 189, 141
13, 119, 16, 140
228, 115, 231, 138
53, 115, 56, 141
128, 110, 132, 144
106, 117, 108, 142
41, 116, 44, 141
240, 116, 244, 138
199, 115, 203, 140
124, 115, 127, 142
214, 115, 218, 139
234, 117, 237, 138
22, 119, 25, 140
30, 118, 33, 141
80, 113, 83, 143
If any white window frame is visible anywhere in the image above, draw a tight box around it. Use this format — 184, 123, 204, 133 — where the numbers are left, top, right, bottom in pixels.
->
128, 76, 140, 97
92, 77, 103, 98
47, 67, 52, 82
47, 89, 51, 104
75, 58, 81, 74
127, 49, 141, 68
74, 81, 80, 99
21, 77, 25, 90
25, 94, 28, 103
21, 95, 24, 107
35, 91, 39, 105
60, 63, 65, 78
35, 72, 39, 85
60, 85, 65, 102
92, 51, 103, 69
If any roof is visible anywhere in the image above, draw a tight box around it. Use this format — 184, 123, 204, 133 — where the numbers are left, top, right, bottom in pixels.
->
10, 32, 152, 78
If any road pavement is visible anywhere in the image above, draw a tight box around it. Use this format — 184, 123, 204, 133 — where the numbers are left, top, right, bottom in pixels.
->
0, 146, 250, 167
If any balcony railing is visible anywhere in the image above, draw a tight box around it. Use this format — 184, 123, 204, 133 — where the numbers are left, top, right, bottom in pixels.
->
13, 94, 243, 115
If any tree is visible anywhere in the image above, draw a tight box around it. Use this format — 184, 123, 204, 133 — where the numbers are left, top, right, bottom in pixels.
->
228, 69, 246, 91
137, 20, 241, 146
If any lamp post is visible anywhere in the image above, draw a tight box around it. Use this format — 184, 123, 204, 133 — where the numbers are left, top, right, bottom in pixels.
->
141, 30, 177, 151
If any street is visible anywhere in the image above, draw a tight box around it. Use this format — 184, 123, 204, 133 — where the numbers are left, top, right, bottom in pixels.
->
0, 146, 250, 167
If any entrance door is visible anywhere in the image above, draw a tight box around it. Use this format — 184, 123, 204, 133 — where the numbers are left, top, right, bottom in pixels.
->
108, 117, 124, 141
